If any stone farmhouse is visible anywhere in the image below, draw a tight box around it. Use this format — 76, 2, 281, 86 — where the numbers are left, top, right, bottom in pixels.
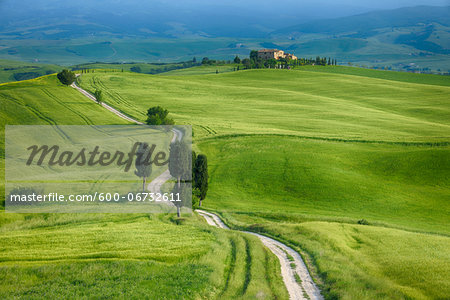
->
257, 49, 298, 60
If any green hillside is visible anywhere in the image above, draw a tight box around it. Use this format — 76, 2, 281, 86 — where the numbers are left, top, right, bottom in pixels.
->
0, 59, 61, 83
75, 67, 450, 299
79, 67, 450, 143
273, 6, 450, 36
1, 5, 449, 72
0, 74, 288, 299
270, 6, 450, 72
0, 75, 132, 203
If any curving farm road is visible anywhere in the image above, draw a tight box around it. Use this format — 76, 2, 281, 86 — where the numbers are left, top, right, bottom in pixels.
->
72, 77, 323, 300
147, 127, 183, 198
71, 79, 144, 124
71, 78, 182, 202
196, 211, 323, 300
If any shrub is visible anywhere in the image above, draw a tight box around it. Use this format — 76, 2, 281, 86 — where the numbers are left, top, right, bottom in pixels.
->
130, 66, 141, 73
357, 219, 369, 225
146, 106, 174, 125
94, 89, 103, 103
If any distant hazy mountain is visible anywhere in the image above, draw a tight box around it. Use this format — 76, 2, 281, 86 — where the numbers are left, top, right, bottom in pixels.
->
0, 0, 378, 39
0, 2, 448, 71
273, 6, 450, 35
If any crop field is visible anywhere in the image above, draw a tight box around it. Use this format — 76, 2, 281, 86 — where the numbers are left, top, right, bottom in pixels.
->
0, 75, 131, 207
217, 214, 450, 300
0, 74, 288, 298
1, 33, 448, 72
0, 38, 255, 66
71, 62, 195, 75
0, 59, 61, 83
79, 67, 450, 143
161, 65, 238, 76
198, 136, 449, 234
0, 213, 287, 299
74, 66, 450, 299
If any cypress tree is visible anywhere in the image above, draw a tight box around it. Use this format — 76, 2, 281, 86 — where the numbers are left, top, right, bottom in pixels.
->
134, 143, 152, 192
169, 141, 190, 217
193, 154, 208, 207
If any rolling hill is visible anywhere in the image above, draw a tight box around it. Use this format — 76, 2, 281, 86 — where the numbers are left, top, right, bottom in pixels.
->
73, 66, 450, 299
1, 66, 449, 299
0, 4, 449, 71
270, 6, 450, 72
273, 6, 450, 36
0, 74, 288, 299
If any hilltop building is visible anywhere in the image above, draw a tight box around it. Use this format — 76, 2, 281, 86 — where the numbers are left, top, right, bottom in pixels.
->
257, 49, 297, 60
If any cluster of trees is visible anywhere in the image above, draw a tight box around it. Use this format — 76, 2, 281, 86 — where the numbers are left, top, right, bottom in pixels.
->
143, 106, 209, 216
310, 56, 337, 66
201, 57, 216, 65
200, 57, 235, 66
169, 139, 209, 216
57, 69, 76, 85
130, 66, 141, 73
79, 69, 96, 74
233, 51, 338, 70
145, 106, 174, 125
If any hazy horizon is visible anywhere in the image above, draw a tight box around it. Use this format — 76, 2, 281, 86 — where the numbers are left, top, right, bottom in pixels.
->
1, 0, 449, 26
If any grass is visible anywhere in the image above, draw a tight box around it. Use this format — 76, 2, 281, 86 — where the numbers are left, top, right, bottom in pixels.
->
292, 65, 450, 86
0, 59, 61, 83
0, 37, 254, 65
0, 73, 289, 298
160, 64, 239, 76
0, 213, 288, 299
79, 68, 450, 143
1, 33, 449, 71
0, 75, 132, 207
75, 67, 450, 298
0, 59, 199, 84
198, 136, 449, 235
72, 62, 195, 75
222, 217, 450, 300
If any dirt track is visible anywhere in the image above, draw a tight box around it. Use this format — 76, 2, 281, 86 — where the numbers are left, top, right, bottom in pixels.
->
197, 209, 323, 300
72, 78, 323, 300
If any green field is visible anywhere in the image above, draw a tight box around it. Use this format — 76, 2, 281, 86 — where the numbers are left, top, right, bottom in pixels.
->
0, 74, 288, 299
161, 65, 238, 76
1, 34, 449, 72
1, 66, 449, 299
74, 66, 450, 299
199, 136, 449, 234
0, 213, 287, 299
79, 67, 450, 143
0, 59, 61, 83
0, 60, 200, 84
217, 214, 450, 299
0, 38, 253, 65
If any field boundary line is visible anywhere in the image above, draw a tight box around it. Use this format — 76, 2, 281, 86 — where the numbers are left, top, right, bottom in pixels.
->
198, 133, 450, 147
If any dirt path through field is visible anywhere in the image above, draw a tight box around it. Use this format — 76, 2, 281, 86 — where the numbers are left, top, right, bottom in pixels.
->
71, 78, 142, 124
72, 77, 322, 299
71, 78, 181, 205
197, 209, 323, 300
